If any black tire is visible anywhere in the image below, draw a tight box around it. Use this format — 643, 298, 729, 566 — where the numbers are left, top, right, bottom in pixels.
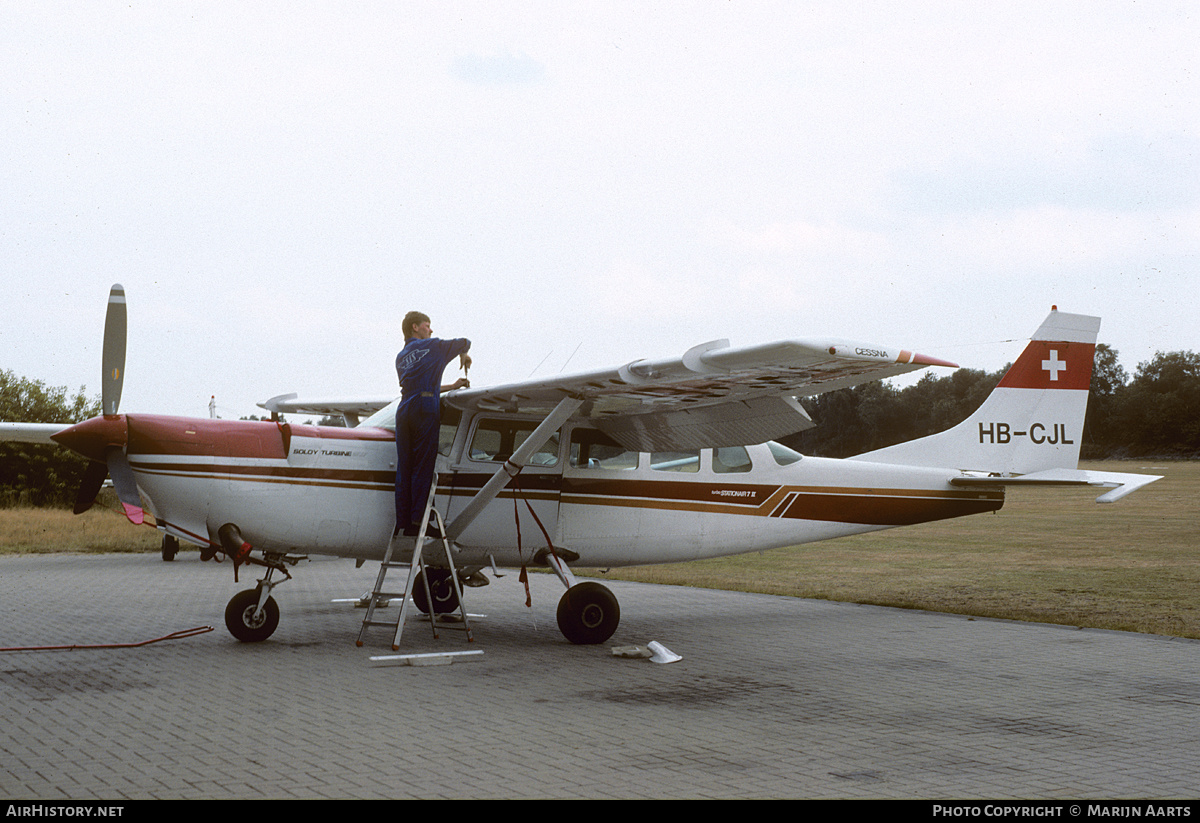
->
224, 588, 280, 642
412, 569, 459, 615
556, 582, 620, 645
161, 534, 179, 562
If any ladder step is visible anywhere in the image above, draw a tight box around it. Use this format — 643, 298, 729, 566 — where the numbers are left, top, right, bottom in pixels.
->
358, 500, 473, 649
361, 619, 402, 629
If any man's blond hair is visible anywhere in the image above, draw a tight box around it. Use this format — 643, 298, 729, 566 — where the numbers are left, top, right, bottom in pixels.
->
403, 311, 430, 341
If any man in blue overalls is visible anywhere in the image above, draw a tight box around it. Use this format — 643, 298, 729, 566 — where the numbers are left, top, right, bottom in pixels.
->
395, 311, 471, 536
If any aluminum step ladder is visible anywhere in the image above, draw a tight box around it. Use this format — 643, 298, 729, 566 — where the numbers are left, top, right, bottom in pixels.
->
356, 488, 473, 650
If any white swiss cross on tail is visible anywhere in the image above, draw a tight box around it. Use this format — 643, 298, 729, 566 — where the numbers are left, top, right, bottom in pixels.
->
1042, 350, 1067, 381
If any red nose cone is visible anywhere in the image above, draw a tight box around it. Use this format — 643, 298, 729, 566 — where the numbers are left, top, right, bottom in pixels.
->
50, 415, 128, 462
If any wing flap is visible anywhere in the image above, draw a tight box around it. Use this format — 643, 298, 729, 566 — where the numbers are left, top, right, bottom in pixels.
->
597, 394, 816, 452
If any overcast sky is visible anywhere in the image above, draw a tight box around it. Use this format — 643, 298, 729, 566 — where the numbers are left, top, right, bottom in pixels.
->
3, 2, 1196, 420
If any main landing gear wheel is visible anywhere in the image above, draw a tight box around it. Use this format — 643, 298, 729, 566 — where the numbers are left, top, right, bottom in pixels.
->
225, 588, 280, 643
412, 569, 460, 615
161, 534, 179, 561
556, 581, 620, 645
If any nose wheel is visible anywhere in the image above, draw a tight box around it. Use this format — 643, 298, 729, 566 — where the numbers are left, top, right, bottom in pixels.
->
221, 550, 293, 642
225, 588, 280, 642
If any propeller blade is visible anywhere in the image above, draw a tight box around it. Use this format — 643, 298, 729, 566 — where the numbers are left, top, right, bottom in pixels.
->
105, 447, 144, 525
73, 460, 109, 515
102, 284, 127, 415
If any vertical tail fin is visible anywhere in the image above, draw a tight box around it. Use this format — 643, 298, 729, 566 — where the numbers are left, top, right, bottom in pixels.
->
851, 308, 1099, 475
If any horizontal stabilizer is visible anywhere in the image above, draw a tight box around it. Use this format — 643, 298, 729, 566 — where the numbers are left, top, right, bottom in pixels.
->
950, 469, 1163, 503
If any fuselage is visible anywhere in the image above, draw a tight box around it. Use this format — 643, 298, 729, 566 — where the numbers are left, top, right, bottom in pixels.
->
54, 410, 1005, 569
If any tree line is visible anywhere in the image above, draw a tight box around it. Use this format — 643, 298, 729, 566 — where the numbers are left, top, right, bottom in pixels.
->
1, 345, 1197, 506
0, 371, 99, 507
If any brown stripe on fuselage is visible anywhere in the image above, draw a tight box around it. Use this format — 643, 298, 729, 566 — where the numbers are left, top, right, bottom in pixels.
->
552, 475, 1001, 526
131, 460, 395, 489
779, 489, 1002, 525
146, 461, 393, 483
435, 471, 562, 491
565, 476, 777, 505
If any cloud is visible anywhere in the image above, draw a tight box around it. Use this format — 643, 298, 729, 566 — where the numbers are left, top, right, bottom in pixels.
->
891, 132, 1200, 215
450, 50, 546, 85
2, 3, 1197, 417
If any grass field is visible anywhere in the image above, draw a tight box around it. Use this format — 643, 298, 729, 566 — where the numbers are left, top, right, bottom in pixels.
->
1, 461, 1195, 638
0, 492, 160, 555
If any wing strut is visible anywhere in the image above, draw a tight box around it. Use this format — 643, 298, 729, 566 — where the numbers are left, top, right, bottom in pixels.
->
444, 396, 583, 542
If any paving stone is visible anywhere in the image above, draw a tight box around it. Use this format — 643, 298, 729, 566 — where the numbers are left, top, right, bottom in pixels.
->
1, 553, 1198, 799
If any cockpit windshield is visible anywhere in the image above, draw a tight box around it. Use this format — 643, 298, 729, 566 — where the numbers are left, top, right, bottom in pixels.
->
358, 398, 400, 430
766, 441, 804, 466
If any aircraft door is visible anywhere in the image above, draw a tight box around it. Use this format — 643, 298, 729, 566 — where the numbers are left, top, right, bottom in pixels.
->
559, 426, 645, 565
438, 414, 563, 552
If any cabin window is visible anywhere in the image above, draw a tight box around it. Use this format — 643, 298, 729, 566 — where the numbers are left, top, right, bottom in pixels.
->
712, 446, 752, 474
767, 441, 803, 466
469, 418, 560, 466
438, 405, 461, 457
650, 450, 700, 473
569, 429, 638, 470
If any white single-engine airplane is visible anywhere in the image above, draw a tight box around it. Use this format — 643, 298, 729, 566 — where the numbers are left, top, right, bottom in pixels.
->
1, 286, 1160, 646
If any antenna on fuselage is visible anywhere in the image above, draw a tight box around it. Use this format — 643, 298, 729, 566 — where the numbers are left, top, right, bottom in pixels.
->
528, 350, 553, 377
559, 342, 583, 373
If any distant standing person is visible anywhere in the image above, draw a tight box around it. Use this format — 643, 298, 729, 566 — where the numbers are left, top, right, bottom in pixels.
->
394, 311, 471, 536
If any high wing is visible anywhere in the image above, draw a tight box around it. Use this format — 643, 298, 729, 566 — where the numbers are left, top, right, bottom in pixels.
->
448, 337, 956, 452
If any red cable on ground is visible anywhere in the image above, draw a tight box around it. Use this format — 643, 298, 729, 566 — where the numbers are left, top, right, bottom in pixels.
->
0, 625, 214, 653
